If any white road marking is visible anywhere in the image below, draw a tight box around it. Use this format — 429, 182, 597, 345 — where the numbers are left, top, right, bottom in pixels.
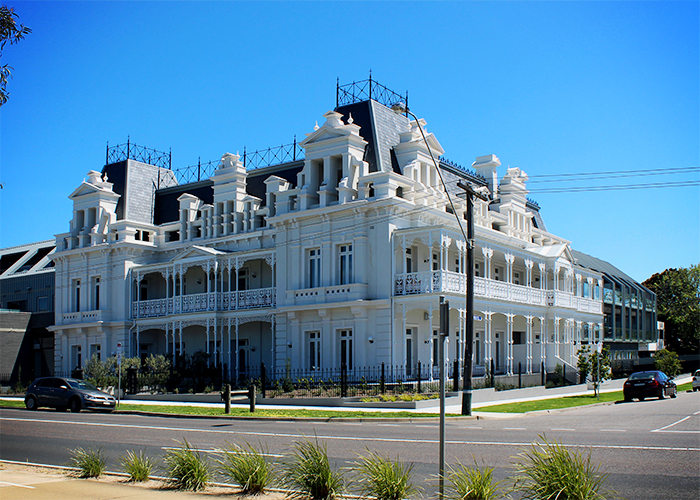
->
651, 415, 695, 433
160, 446, 284, 458
0, 481, 35, 489
3, 417, 698, 452
600, 429, 626, 432
503, 427, 526, 430
550, 428, 576, 431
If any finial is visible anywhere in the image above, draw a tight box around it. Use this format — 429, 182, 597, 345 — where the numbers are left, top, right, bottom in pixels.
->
347, 113, 354, 124
314, 121, 319, 131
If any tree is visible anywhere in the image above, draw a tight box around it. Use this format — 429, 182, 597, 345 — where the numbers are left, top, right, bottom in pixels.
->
653, 349, 682, 377
576, 344, 611, 396
643, 265, 700, 354
0, 5, 31, 106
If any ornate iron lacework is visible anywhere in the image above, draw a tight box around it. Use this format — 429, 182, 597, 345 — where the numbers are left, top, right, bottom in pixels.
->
438, 156, 487, 183
106, 138, 171, 169
336, 74, 408, 110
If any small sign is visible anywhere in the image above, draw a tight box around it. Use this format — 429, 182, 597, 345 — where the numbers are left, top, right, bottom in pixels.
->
474, 315, 483, 321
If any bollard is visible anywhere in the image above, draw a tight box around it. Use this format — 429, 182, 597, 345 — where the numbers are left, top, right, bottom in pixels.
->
518, 362, 522, 389
248, 384, 256, 413
224, 384, 231, 414
380, 362, 385, 395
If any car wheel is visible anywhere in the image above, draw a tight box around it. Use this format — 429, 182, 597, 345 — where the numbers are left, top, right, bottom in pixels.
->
69, 398, 82, 413
658, 390, 665, 400
671, 388, 677, 399
639, 396, 645, 401
25, 396, 37, 411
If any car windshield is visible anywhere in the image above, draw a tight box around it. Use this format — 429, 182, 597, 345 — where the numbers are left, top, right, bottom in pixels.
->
66, 379, 98, 391
629, 372, 654, 381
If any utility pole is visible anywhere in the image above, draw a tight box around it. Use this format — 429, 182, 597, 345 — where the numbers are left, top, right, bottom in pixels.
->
457, 181, 488, 416
439, 296, 448, 498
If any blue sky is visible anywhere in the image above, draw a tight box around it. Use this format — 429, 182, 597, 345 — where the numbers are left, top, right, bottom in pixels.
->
1, 1, 698, 283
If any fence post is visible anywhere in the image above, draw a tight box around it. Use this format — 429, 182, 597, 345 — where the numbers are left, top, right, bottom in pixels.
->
518, 362, 522, 389
249, 384, 256, 413
541, 361, 545, 386
341, 363, 347, 398
261, 362, 266, 398
224, 384, 231, 414
563, 364, 567, 386
380, 362, 385, 395
490, 359, 495, 388
417, 361, 421, 394
453, 360, 459, 392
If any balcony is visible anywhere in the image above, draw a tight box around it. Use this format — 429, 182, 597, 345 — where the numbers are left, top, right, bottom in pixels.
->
131, 287, 276, 319
60, 310, 111, 324
394, 272, 602, 313
289, 283, 368, 305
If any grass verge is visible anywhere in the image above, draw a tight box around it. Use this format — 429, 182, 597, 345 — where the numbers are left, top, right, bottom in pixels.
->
478, 381, 692, 413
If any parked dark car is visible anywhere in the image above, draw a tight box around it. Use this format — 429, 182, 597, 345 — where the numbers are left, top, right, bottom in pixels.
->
24, 377, 116, 412
623, 370, 677, 401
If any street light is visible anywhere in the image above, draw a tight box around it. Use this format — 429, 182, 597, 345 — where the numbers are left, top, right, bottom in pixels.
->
391, 103, 483, 417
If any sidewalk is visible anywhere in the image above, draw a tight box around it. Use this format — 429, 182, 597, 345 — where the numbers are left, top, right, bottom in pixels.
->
0, 462, 278, 500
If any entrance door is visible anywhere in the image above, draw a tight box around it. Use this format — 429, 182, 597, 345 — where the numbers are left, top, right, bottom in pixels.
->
236, 339, 249, 377
309, 332, 321, 371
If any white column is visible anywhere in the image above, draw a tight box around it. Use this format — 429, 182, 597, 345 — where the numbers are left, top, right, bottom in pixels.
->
526, 315, 533, 373
506, 314, 514, 375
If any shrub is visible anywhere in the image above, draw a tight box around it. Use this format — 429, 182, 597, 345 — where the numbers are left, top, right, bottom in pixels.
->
69, 447, 106, 478
353, 449, 417, 500
218, 442, 276, 494
282, 437, 344, 500
511, 435, 614, 500
445, 460, 503, 500
653, 349, 682, 377
163, 439, 211, 491
120, 449, 155, 482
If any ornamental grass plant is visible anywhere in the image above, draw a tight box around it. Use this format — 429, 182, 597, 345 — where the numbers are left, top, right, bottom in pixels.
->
162, 439, 211, 491
445, 460, 504, 500
120, 449, 156, 482
218, 441, 276, 494
511, 435, 615, 500
68, 446, 107, 478
353, 449, 418, 500
282, 437, 344, 500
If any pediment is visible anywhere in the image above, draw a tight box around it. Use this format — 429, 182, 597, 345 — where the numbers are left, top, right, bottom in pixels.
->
299, 126, 351, 147
68, 181, 119, 200
172, 245, 225, 262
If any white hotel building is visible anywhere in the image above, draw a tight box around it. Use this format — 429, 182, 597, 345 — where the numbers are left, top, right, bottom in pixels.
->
49, 80, 634, 385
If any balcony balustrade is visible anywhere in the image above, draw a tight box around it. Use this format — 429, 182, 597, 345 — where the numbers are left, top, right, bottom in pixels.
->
394, 272, 601, 313
131, 287, 276, 319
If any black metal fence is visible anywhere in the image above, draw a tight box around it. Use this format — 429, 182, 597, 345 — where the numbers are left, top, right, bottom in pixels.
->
336, 74, 408, 110
106, 139, 171, 169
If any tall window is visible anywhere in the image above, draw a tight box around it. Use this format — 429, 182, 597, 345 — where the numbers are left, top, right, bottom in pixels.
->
338, 244, 353, 285
339, 330, 353, 369
93, 277, 100, 310
73, 279, 81, 312
432, 252, 439, 271
308, 248, 321, 288
405, 328, 413, 375
308, 331, 321, 371
405, 247, 414, 273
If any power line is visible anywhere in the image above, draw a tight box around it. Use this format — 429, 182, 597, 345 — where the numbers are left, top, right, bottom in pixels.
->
527, 167, 699, 184
526, 166, 698, 179
528, 180, 700, 194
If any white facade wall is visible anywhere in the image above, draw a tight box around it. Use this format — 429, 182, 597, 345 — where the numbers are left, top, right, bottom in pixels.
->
50, 106, 605, 383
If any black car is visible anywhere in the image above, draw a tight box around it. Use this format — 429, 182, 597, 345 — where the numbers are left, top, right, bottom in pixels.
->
25, 377, 116, 412
623, 370, 677, 402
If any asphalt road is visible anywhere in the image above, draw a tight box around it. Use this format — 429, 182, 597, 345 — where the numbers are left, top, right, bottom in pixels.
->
2, 392, 699, 499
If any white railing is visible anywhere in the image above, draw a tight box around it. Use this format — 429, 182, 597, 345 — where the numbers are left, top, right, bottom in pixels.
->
130, 288, 276, 318
395, 273, 600, 313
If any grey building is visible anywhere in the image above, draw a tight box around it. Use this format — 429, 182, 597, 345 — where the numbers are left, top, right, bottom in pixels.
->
0, 240, 56, 384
